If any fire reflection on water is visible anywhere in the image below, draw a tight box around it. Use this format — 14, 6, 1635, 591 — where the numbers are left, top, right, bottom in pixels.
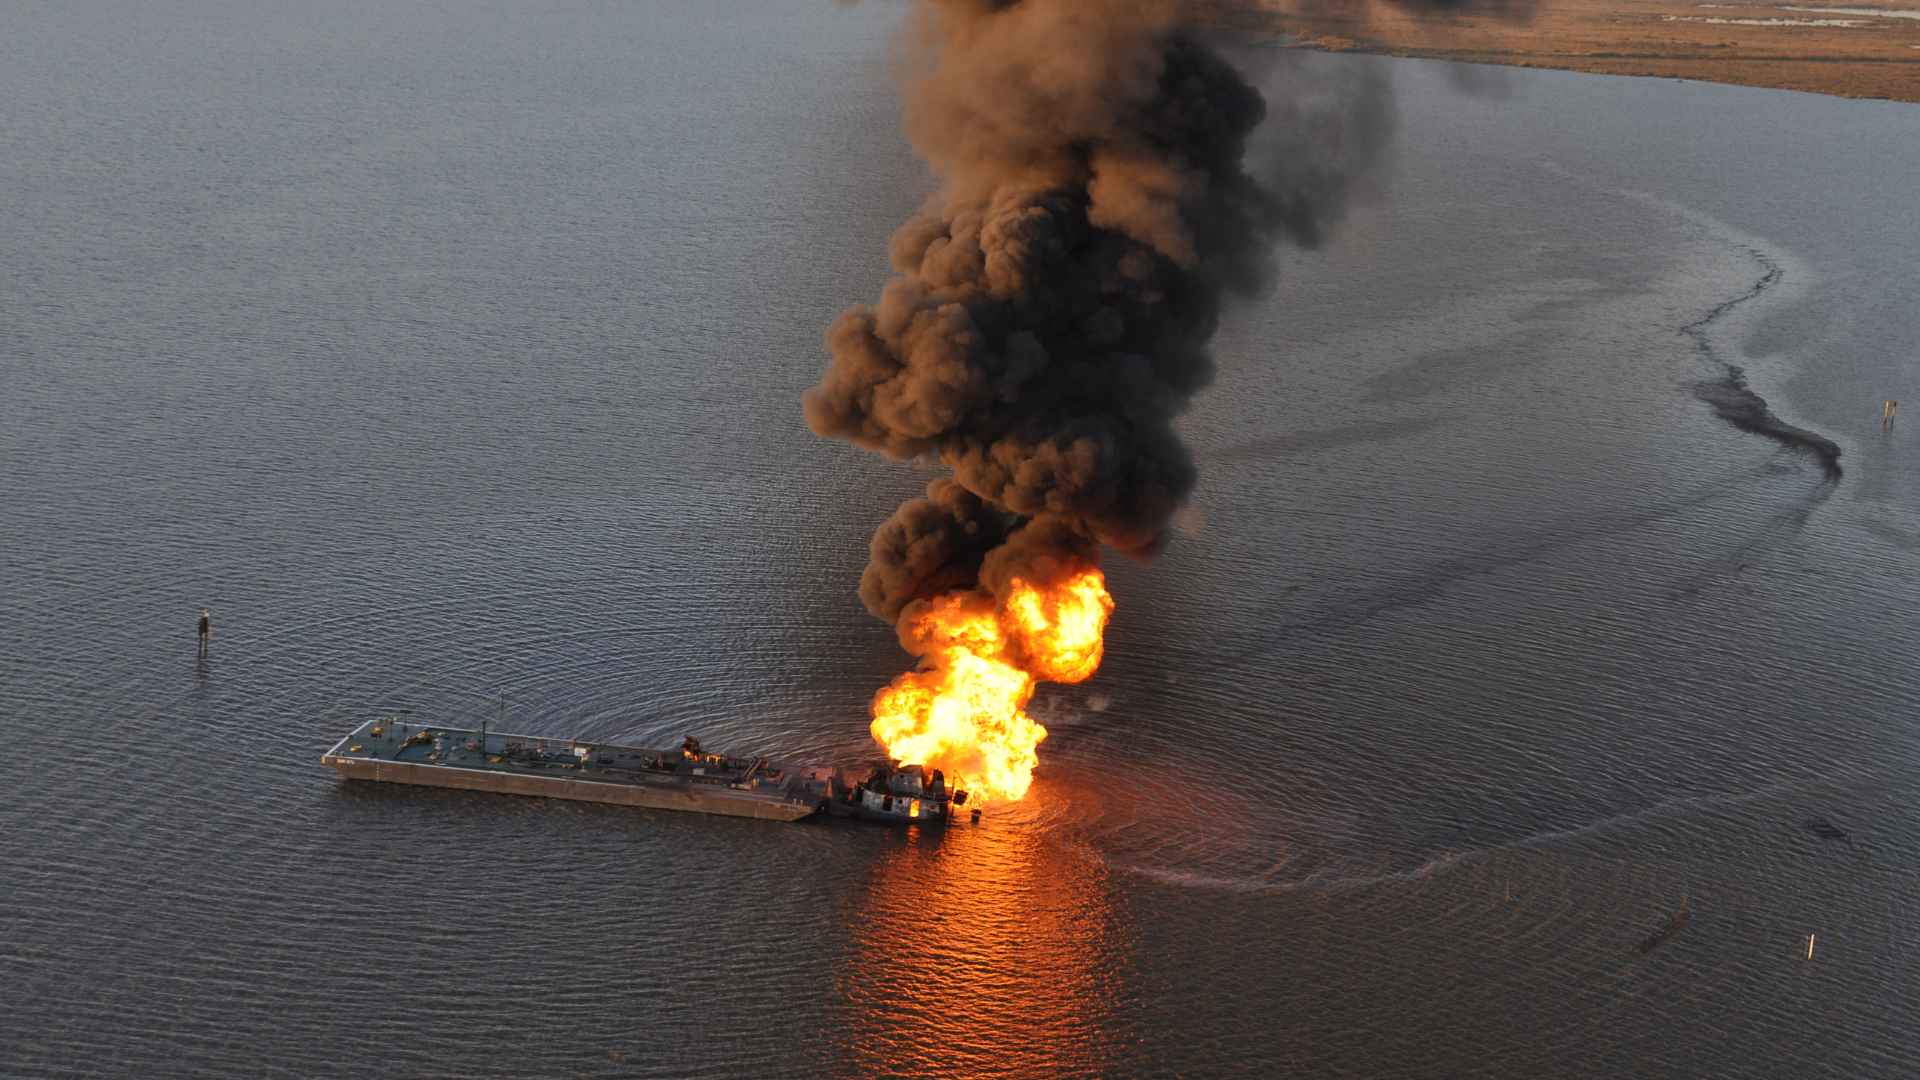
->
835, 798, 1123, 1078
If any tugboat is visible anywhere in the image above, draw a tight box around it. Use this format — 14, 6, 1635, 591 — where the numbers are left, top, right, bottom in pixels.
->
828, 762, 967, 826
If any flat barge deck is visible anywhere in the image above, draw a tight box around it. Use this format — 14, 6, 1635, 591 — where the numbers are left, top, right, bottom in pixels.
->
321, 717, 830, 822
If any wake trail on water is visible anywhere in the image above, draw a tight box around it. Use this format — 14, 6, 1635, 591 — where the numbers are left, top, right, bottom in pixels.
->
1682, 246, 1843, 482
1108, 780, 1803, 895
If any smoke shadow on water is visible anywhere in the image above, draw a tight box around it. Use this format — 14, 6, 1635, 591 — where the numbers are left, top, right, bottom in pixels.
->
833, 820, 1125, 1078
1442, 61, 1518, 99
1679, 241, 1841, 482
1691, 364, 1843, 483
1543, 162, 1847, 485
1183, 458, 1818, 683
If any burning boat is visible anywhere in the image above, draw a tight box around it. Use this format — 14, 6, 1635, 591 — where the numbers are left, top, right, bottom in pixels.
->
321, 716, 982, 828
828, 762, 969, 826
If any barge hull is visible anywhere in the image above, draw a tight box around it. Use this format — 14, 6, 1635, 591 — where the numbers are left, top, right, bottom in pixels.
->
320, 721, 822, 822
324, 754, 816, 820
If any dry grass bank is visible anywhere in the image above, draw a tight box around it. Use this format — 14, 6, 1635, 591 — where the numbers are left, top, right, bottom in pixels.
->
1234, 0, 1920, 103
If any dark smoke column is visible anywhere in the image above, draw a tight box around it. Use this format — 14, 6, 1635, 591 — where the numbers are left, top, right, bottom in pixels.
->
806, 0, 1293, 623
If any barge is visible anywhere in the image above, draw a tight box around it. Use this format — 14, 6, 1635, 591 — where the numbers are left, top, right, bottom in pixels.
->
320, 717, 833, 822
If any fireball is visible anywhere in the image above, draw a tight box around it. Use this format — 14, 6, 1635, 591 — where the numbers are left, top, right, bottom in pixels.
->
869, 568, 1111, 803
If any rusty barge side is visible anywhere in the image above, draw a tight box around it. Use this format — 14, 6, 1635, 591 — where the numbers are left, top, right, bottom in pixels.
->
321, 718, 824, 822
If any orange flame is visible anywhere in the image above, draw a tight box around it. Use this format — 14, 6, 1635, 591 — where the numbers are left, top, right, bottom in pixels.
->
870, 568, 1113, 803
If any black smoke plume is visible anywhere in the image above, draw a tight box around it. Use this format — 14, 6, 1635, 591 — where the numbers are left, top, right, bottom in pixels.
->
806, 0, 1541, 651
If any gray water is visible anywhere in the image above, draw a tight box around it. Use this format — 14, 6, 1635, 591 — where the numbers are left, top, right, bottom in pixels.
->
4, 2, 1919, 1077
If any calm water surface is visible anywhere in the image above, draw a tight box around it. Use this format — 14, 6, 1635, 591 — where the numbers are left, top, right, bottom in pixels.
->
4, 2, 1919, 1077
